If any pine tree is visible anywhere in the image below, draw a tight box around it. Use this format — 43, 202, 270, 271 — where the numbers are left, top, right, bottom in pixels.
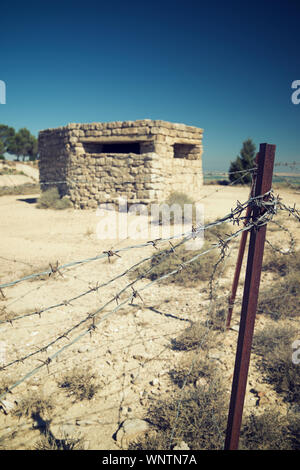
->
229, 139, 256, 184
0, 124, 15, 158
7, 127, 38, 161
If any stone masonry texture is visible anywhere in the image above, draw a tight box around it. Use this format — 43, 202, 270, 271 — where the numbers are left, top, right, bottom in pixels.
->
38, 119, 204, 209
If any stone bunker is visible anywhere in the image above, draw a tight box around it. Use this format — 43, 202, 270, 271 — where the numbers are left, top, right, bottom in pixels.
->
38, 119, 204, 209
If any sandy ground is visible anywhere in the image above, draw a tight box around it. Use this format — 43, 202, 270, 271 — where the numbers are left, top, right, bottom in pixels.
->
0, 183, 299, 450
0, 162, 39, 187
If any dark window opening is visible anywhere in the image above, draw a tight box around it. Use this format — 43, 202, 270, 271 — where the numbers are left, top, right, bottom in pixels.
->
82, 141, 141, 154
102, 142, 141, 154
173, 143, 195, 158
82, 142, 103, 153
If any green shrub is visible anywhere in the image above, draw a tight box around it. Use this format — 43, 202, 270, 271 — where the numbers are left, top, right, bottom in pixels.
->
129, 377, 227, 450
287, 413, 300, 450
258, 272, 300, 320
254, 324, 300, 403
54, 196, 73, 210
36, 187, 72, 210
169, 354, 215, 389
253, 323, 296, 356
155, 192, 196, 225
228, 139, 256, 184
262, 250, 300, 277
240, 410, 291, 450
170, 321, 218, 352
132, 241, 227, 287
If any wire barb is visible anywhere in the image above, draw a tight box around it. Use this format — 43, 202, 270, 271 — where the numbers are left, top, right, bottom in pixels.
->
103, 250, 121, 263
49, 261, 63, 278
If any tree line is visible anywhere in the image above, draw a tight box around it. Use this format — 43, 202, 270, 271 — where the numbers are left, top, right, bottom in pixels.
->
0, 124, 38, 161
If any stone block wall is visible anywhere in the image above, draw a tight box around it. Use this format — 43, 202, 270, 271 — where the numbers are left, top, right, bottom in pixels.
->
38, 119, 203, 209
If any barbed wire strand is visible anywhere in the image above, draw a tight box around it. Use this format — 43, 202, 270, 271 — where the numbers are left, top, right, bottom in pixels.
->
0, 192, 279, 401
0, 183, 270, 291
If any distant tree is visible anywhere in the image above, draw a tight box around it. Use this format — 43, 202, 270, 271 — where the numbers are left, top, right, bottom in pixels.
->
229, 139, 256, 184
7, 127, 38, 161
0, 141, 5, 159
0, 124, 15, 158
26, 133, 38, 161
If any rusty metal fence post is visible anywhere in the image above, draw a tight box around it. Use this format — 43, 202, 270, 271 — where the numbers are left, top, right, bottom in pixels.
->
226, 154, 259, 329
224, 143, 276, 450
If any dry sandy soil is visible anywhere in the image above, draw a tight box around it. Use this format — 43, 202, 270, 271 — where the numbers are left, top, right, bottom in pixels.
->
0, 161, 39, 187
0, 182, 299, 450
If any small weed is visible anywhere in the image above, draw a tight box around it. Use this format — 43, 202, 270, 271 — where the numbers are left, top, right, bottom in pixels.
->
57, 367, 99, 400
13, 393, 54, 419
35, 432, 85, 450
253, 322, 296, 356
0, 377, 15, 396
85, 227, 94, 238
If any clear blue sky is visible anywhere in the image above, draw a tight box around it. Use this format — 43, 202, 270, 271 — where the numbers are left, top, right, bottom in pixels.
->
0, 0, 299, 171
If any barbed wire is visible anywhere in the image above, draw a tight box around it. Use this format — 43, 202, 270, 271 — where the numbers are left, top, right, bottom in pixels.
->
277, 198, 300, 221
1, 189, 292, 329
0, 191, 298, 454
203, 167, 257, 176
0, 183, 263, 291
274, 161, 300, 168
197, 169, 256, 204
36, 167, 258, 187
0, 187, 299, 434
265, 219, 296, 255
0, 191, 279, 400
0, 233, 232, 369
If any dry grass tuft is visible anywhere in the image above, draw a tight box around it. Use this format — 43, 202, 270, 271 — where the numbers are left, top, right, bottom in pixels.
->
169, 354, 215, 389
132, 242, 227, 287
13, 392, 54, 419
129, 377, 228, 450
57, 367, 99, 401
34, 432, 85, 450
170, 321, 219, 352
253, 323, 300, 403
262, 250, 300, 277
155, 192, 196, 225
239, 409, 293, 450
258, 272, 300, 320
36, 187, 72, 210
